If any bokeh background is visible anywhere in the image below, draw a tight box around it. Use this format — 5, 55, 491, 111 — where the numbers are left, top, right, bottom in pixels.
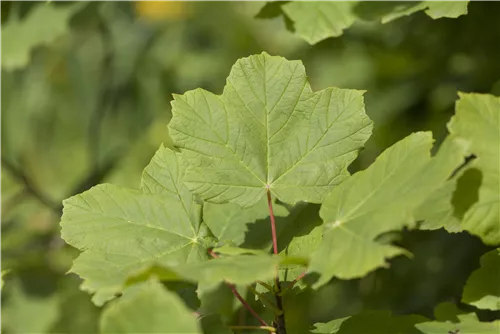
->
2, 1, 500, 333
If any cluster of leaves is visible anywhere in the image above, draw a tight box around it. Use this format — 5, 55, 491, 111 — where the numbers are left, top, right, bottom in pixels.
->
2, 1, 500, 333
256, 1, 469, 44
60, 52, 500, 333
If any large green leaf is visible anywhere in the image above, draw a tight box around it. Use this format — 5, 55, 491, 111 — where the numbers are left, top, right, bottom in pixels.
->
169, 52, 372, 207
309, 133, 468, 287
2, 3, 85, 71
448, 93, 500, 245
415, 313, 500, 334
61, 147, 210, 305
257, 2, 468, 44
462, 248, 500, 311
100, 280, 201, 334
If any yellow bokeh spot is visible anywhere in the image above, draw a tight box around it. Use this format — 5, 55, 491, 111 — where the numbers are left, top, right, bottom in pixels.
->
135, 1, 189, 21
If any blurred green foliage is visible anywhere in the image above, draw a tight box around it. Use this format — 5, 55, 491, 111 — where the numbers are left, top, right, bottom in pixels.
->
1, 1, 499, 332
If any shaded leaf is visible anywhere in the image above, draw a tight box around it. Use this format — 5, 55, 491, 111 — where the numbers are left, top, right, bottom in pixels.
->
416, 313, 500, 334
417, 166, 482, 233
313, 310, 427, 334
434, 302, 467, 322
169, 52, 372, 206
200, 314, 233, 334
204, 196, 288, 248
462, 248, 500, 310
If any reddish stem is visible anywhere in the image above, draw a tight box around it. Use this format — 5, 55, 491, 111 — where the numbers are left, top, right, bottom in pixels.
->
266, 191, 286, 333
228, 283, 269, 327
208, 249, 220, 258
208, 249, 270, 327
266, 191, 279, 255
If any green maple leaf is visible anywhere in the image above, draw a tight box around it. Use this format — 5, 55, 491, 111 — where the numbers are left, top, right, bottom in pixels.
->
309, 132, 468, 287
100, 280, 201, 334
61, 145, 287, 305
258, 1, 468, 44
415, 313, 500, 334
448, 93, 500, 245
169, 52, 372, 207
2, 2, 85, 70
61, 146, 211, 305
462, 248, 500, 311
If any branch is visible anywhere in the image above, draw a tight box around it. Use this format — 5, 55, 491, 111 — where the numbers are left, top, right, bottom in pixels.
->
266, 191, 279, 255
1, 157, 60, 212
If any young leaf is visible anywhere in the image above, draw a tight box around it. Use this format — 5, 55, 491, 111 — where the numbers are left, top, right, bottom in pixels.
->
462, 248, 500, 311
256, 2, 468, 44
169, 52, 372, 207
448, 93, 500, 245
415, 313, 500, 334
100, 280, 201, 334
309, 133, 468, 287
